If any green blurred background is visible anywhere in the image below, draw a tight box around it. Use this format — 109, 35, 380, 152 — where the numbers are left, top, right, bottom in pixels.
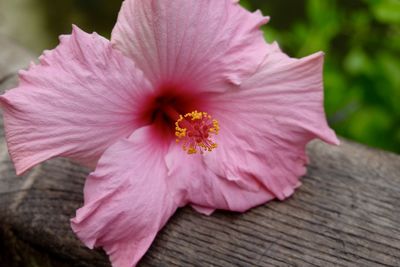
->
1, 0, 399, 153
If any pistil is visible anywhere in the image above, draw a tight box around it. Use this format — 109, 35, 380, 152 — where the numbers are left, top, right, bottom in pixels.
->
162, 106, 219, 154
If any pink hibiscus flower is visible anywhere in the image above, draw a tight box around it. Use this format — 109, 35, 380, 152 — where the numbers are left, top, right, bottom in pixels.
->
0, 0, 339, 266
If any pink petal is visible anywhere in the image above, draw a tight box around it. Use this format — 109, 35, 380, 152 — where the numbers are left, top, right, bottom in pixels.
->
166, 145, 274, 213
205, 48, 339, 200
111, 0, 269, 92
71, 126, 176, 267
0, 26, 152, 175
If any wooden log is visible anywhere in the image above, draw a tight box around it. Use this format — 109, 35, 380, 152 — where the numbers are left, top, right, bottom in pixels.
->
0, 36, 399, 267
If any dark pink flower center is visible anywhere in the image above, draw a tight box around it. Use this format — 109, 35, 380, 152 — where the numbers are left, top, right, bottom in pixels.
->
137, 85, 218, 153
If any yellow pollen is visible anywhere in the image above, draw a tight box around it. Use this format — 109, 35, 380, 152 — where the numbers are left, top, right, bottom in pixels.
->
175, 110, 219, 154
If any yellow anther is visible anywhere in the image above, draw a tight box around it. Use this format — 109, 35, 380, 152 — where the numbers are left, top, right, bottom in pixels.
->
175, 110, 219, 155
187, 147, 197, 154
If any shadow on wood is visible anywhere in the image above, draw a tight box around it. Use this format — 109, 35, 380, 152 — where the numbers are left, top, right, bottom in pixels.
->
0, 36, 399, 267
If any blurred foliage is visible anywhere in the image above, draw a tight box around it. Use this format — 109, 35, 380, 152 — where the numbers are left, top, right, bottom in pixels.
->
244, 0, 400, 153
16, 0, 400, 153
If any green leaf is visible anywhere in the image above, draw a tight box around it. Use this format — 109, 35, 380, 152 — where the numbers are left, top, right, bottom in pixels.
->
370, 0, 400, 24
344, 48, 372, 75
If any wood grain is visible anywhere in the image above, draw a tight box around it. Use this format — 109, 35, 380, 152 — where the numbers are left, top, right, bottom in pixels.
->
0, 37, 399, 267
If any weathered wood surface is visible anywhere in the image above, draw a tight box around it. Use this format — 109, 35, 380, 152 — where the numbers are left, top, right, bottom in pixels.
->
0, 36, 400, 267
